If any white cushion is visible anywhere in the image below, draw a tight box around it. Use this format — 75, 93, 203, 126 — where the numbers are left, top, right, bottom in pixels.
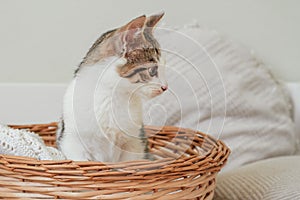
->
214, 156, 300, 200
285, 82, 300, 154
144, 24, 297, 171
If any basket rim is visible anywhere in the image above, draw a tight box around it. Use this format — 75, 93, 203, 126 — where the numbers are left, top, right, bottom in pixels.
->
3, 123, 230, 174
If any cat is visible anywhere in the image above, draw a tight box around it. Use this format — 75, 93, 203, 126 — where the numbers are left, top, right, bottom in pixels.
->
56, 13, 167, 162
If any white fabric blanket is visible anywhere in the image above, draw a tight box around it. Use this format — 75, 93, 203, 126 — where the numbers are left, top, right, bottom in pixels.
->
214, 156, 300, 200
0, 124, 65, 160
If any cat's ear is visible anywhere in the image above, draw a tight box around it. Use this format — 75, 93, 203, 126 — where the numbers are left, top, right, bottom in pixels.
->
146, 12, 164, 31
118, 15, 146, 43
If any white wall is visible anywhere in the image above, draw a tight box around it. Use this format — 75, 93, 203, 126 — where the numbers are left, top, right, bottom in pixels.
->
0, 0, 299, 83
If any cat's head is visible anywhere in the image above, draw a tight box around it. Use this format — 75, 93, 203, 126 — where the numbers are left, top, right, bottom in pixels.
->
115, 13, 167, 99
80, 13, 167, 99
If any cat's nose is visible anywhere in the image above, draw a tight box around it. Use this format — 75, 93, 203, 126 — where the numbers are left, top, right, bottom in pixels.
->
161, 85, 168, 91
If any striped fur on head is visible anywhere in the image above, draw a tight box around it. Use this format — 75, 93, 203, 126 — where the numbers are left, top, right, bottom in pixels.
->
77, 13, 165, 84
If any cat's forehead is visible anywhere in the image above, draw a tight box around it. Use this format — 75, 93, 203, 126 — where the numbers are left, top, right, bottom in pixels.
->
125, 47, 160, 64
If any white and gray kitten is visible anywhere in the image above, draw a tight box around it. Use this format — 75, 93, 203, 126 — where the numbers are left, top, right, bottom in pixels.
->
56, 13, 167, 162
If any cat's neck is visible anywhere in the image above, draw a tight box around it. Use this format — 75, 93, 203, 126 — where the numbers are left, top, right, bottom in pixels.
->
75, 57, 143, 132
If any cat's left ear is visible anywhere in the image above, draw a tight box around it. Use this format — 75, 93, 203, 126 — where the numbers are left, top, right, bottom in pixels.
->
146, 12, 165, 31
118, 15, 147, 43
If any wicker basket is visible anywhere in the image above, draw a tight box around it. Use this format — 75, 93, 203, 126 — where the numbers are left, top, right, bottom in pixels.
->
0, 123, 230, 199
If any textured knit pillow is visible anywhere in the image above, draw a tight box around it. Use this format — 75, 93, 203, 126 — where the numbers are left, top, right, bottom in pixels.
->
214, 156, 300, 200
144, 24, 297, 171
0, 124, 65, 160
286, 83, 300, 154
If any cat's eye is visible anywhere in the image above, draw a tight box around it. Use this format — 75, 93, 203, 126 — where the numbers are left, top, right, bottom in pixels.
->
148, 66, 158, 77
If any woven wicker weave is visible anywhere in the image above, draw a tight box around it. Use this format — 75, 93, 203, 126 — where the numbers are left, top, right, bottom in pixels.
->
0, 123, 230, 199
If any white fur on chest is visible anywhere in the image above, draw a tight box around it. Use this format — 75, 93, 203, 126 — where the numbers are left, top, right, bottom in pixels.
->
59, 57, 145, 162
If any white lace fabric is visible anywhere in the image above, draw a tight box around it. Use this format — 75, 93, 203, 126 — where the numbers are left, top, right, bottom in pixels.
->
0, 124, 65, 160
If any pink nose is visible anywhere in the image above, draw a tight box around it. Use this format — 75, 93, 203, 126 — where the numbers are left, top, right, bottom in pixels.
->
161, 86, 168, 91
